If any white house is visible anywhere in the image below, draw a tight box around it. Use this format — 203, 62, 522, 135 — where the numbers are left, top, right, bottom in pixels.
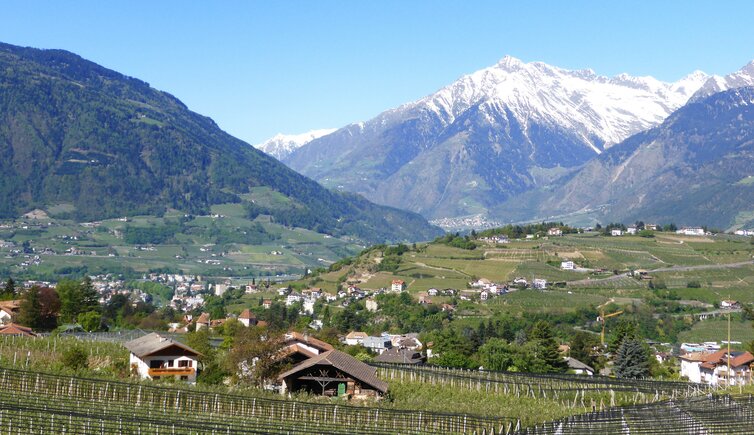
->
611, 229, 623, 236
561, 261, 575, 270
677, 227, 705, 236
547, 228, 563, 236
0, 300, 20, 325
286, 292, 303, 306
124, 333, 201, 383
626, 226, 637, 235
344, 331, 368, 346
565, 357, 594, 376
480, 290, 489, 301
302, 299, 315, 315
427, 288, 438, 296
735, 229, 754, 236
533, 279, 547, 290
680, 350, 754, 386
238, 309, 257, 327
391, 280, 406, 293
721, 300, 740, 309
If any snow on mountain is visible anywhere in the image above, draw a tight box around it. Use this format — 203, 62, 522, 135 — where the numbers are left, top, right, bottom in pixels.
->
414, 55, 709, 151
284, 56, 727, 219
255, 128, 336, 160
691, 60, 754, 101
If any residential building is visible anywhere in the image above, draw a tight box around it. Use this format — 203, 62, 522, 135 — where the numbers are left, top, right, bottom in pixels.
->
533, 279, 547, 290
626, 226, 638, 235
374, 348, 425, 365
611, 229, 623, 236
547, 228, 563, 236
277, 350, 388, 398
677, 227, 706, 236
391, 280, 406, 293
238, 309, 257, 327
362, 336, 392, 354
0, 323, 35, 337
195, 312, 210, 331
124, 333, 201, 383
561, 261, 575, 270
680, 350, 754, 386
565, 357, 594, 376
345, 331, 368, 346
0, 300, 20, 325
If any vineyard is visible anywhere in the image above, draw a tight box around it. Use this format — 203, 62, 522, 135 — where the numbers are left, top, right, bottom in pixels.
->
0, 366, 516, 434
515, 394, 754, 434
374, 363, 704, 399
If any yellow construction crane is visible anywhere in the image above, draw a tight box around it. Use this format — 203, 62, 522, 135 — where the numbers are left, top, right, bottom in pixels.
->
598, 309, 624, 346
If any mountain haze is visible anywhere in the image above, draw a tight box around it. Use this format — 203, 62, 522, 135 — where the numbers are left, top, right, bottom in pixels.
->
0, 42, 441, 243
284, 56, 710, 219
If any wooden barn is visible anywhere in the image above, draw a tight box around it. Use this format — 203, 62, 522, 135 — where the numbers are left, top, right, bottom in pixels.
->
278, 349, 388, 399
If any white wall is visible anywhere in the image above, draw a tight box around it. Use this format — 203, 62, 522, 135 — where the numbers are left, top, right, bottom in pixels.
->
130, 353, 198, 383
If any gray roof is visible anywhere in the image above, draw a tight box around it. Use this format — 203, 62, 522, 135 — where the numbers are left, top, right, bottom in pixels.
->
374, 348, 425, 364
565, 356, 594, 373
362, 336, 391, 349
277, 349, 388, 393
123, 332, 201, 358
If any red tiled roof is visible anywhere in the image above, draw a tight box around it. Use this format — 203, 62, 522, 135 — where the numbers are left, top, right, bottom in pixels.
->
0, 323, 35, 336
239, 309, 255, 320
285, 332, 334, 352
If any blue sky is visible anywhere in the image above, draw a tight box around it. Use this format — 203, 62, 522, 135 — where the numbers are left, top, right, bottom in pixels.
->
2, 1, 754, 144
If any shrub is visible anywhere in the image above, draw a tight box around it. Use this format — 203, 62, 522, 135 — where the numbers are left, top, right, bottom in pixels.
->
62, 347, 89, 370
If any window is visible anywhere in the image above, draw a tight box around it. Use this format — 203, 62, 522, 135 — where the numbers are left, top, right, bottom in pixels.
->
149, 360, 163, 369
180, 376, 188, 381
166, 360, 174, 367
178, 360, 191, 368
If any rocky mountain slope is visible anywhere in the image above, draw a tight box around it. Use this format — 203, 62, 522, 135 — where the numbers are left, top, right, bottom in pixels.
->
284, 56, 711, 219
497, 86, 754, 230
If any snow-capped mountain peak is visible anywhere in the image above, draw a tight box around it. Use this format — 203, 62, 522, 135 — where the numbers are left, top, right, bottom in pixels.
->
417, 56, 709, 148
690, 60, 754, 101
255, 128, 336, 160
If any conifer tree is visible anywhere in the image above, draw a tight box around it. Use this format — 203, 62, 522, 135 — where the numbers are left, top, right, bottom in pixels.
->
614, 338, 650, 379
2, 278, 15, 299
17, 286, 42, 328
530, 320, 568, 373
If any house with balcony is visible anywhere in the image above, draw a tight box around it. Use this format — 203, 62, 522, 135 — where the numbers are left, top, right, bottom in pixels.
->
124, 333, 202, 383
680, 350, 754, 386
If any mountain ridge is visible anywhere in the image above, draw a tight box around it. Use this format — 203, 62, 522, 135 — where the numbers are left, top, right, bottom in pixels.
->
255, 128, 336, 160
0, 41, 442, 244
283, 56, 718, 219
496, 86, 754, 229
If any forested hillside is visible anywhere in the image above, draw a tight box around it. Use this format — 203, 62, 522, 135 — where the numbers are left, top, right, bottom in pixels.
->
0, 42, 441, 243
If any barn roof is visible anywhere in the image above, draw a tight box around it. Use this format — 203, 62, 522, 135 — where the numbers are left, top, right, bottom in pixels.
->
277, 349, 388, 393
